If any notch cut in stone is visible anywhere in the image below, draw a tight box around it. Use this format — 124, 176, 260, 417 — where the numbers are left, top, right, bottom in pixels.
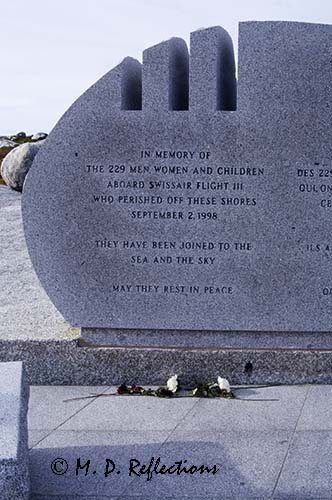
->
121, 57, 142, 110
190, 26, 237, 111
73, 56, 142, 112
143, 37, 189, 111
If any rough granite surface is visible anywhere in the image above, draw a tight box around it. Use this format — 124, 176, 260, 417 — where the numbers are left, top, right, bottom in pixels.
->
22, 22, 332, 333
2, 185, 332, 384
0, 185, 69, 341
0, 361, 29, 500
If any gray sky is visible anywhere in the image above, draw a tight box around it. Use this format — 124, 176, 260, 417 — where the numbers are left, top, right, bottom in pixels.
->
1, 0, 332, 135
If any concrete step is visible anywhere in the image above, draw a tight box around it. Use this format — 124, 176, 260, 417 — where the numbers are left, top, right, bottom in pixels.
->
0, 362, 29, 500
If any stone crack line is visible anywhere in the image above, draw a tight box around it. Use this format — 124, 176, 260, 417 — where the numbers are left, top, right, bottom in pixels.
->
29, 385, 112, 449
271, 385, 311, 497
120, 396, 202, 496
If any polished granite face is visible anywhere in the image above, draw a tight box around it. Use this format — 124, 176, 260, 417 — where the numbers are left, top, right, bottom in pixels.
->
22, 22, 332, 333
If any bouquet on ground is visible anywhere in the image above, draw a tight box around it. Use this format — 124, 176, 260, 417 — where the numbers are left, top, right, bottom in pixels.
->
117, 375, 235, 398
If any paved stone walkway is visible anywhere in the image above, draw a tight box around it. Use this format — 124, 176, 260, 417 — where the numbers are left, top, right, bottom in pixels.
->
28, 384, 332, 499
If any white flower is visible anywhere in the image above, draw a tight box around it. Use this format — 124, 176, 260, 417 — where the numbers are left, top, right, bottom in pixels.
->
217, 377, 231, 393
167, 374, 178, 393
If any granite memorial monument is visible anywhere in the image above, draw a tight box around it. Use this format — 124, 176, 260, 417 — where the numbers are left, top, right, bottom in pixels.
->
22, 22, 332, 347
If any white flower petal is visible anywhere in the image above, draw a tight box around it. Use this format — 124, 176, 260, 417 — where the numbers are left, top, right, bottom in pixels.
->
217, 377, 231, 393
166, 374, 178, 393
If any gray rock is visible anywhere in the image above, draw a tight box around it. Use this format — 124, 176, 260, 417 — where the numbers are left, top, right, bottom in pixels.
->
9, 132, 26, 142
31, 132, 48, 141
1, 141, 44, 192
0, 138, 17, 148
21, 22, 332, 337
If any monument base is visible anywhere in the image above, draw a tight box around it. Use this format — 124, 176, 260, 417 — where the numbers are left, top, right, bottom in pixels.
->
2, 332, 332, 385
80, 328, 332, 349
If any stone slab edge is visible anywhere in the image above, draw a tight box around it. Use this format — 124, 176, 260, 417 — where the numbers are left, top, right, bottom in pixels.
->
0, 362, 30, 500
81, 328, 332, 349
0, 336, 332, 385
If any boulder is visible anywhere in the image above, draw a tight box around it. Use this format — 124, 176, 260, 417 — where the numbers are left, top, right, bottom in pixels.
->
1, 141, 44, 192
0, 138, 17, 148
31, 132, 48, 141
10, 132, 26, 141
